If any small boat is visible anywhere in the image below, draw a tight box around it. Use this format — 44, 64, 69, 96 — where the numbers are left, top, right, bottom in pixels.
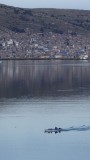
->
44, 127, 62, 133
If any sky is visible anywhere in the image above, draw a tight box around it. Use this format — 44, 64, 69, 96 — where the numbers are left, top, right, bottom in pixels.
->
0, 0, 90, 10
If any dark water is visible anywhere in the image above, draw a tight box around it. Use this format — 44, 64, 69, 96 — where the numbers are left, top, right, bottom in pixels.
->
0, 60, 90, 99
0, 60, 90, 160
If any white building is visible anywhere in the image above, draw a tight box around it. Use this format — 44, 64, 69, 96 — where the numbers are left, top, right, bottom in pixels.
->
7, 39, 13, 46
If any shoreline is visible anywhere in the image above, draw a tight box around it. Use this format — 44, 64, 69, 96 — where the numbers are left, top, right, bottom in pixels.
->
0, 58, 89, 60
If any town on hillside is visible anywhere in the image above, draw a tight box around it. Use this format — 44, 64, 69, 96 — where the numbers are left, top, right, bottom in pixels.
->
0, 31, 90, 60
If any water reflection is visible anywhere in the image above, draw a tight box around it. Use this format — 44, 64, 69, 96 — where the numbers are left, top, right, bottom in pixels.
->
0, 60, 90, 98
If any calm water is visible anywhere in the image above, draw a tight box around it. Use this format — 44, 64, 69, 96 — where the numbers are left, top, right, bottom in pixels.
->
0, 60, 90, 160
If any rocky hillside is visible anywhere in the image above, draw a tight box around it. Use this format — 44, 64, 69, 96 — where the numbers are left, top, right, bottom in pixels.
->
0, 4, 90, 35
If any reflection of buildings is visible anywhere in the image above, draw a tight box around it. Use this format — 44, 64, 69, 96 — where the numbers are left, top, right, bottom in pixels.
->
0, 60, 90, 98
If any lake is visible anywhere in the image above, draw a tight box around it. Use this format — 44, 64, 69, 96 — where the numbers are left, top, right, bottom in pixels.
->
0, 60, 90, 160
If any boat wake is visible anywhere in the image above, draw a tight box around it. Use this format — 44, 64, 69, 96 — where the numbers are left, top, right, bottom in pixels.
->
44, 125, 90, 133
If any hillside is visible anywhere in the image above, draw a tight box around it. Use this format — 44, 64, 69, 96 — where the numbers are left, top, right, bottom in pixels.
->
0, 4, 90, 34
0, 4, 90, 60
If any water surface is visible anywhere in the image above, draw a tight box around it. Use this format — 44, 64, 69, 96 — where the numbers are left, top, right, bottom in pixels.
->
0, 60, 90, 160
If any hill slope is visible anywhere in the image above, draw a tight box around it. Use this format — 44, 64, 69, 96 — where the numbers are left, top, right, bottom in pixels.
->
0, 4, 90, 59
0, 4, 90, 34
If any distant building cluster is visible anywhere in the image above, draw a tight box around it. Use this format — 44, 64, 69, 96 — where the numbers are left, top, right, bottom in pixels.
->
0, 31, 90, 59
